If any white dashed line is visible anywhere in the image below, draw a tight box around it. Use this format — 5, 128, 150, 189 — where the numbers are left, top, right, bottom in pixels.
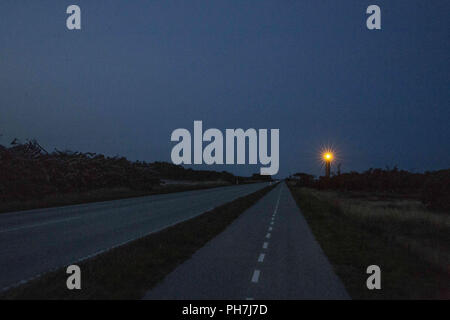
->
258, 253, 265, 262
247, 186, 282, 290
251, 270, 261, 283
274, 187, 282, 214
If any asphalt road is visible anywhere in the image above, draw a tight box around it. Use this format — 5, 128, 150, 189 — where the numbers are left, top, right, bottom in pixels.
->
144, 182, 349, 299
0, 182, 270, 291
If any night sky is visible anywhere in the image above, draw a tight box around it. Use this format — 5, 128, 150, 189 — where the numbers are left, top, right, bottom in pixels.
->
1, 1, 449, 177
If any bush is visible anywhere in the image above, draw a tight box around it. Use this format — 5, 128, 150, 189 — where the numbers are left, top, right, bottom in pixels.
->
0, 140, 160, 201
307, 167, 450, 213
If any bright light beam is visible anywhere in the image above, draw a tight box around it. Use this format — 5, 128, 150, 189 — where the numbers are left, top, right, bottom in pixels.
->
323, 152, 334, 161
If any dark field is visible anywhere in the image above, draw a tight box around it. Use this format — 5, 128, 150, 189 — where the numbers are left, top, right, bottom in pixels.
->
287, 182, 450, 299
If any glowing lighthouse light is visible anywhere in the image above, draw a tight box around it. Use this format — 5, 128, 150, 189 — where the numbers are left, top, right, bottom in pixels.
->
323, 152, 333, 161
321, 150, 334, 178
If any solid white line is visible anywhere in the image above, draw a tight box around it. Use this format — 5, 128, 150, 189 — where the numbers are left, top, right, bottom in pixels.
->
266, 233, 271, 239
262, 242, 269, 249
268, 226, 273, 231
258, 253, 265, 262
251, 270, 261, 283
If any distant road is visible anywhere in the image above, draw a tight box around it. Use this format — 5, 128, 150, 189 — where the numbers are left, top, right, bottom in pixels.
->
0, 182, 270, 291
145, 183, 349, 299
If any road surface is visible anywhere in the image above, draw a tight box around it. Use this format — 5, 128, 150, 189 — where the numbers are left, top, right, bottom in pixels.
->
0, 182, 270, 291
144, 182, 349, 299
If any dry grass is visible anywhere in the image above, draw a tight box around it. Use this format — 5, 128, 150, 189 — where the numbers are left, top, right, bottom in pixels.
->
287, 184, 450, 299
312, 190, 450, 272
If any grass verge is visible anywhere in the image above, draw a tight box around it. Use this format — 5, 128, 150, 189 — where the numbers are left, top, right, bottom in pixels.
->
0, 184, 276, 299
287, 184, 449, 299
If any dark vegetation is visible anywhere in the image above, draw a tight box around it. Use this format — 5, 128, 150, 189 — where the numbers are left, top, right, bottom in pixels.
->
287, 185, 450, 299
0, 139, 160, 202
150, 163, 272, 183
0, 184, 277, 299
152, 161, 236, 183
0, 139, 267, 212
288, 167, 449, 298
291, 167, 450, 213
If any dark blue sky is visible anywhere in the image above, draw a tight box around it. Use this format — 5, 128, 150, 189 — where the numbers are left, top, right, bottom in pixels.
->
1, 1, 449, 177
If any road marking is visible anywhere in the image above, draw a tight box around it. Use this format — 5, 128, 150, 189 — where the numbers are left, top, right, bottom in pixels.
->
245, 297, 254, 300
0, 183, 271, 292
266, 233, 271, 239
0, 216, 84, 234
0, 194, 228, 235
268, 226, 273, 231
251, 270, 260, 283
0, 207, 214, 293
270, 221, 274, 225
258, 253, 265, 262
262, 242, 269, 249
274, 186, 282, 214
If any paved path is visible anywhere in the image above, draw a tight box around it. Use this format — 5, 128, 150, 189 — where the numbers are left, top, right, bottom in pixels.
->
144, 182, 349, 299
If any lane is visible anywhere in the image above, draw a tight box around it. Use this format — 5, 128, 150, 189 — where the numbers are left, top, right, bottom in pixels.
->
144, 182, 349, 299
0, 182, 269, 291
249, 183, 349, 299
